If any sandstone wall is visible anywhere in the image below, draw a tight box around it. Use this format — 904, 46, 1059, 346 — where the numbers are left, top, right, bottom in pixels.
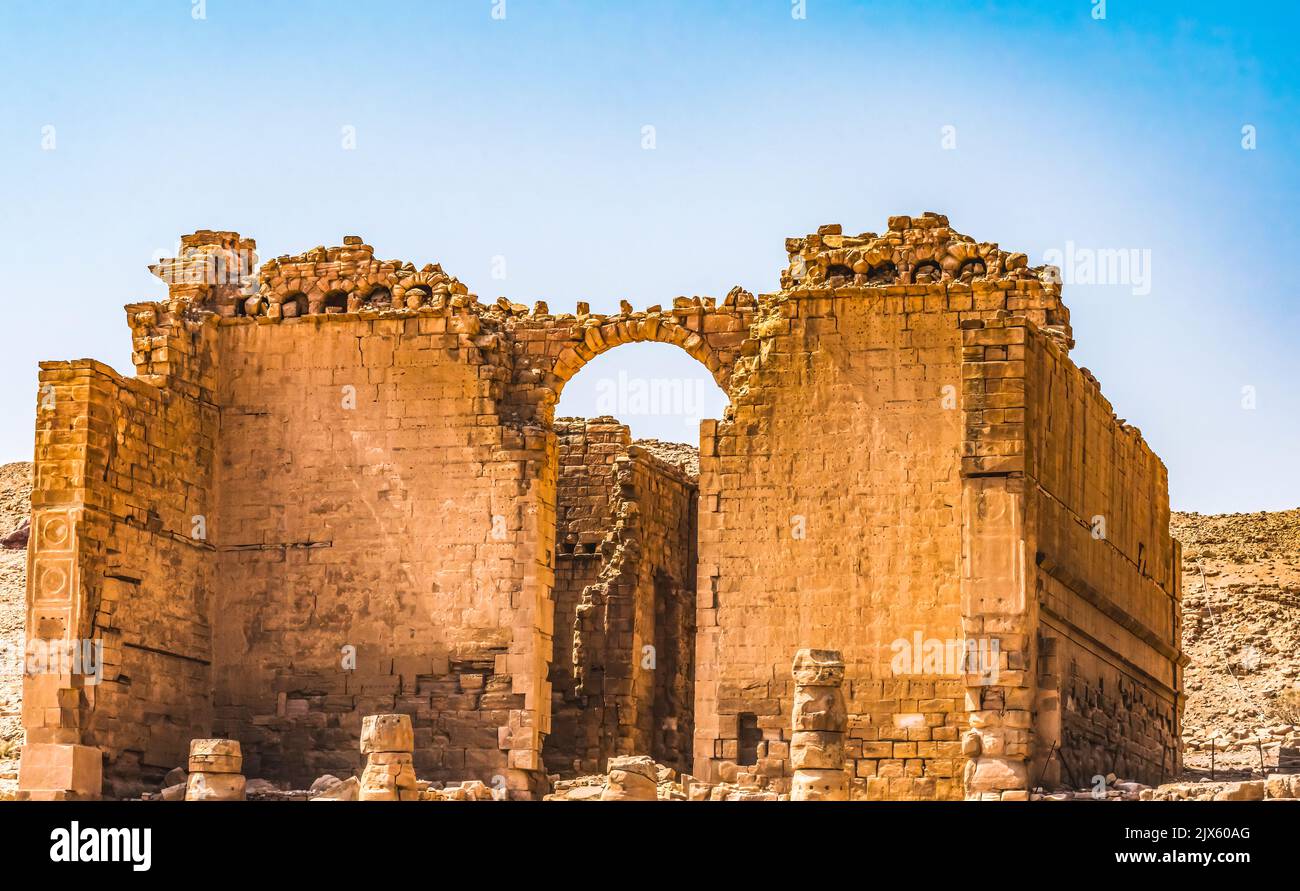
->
207, 312, 548, 792
694, 287, 973, 798
26, 300, 220, 797
545, 417, 628, 773
1020, 328, 1182, 787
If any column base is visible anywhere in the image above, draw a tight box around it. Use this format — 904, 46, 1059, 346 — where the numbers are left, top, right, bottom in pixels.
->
17, 743, 103, 801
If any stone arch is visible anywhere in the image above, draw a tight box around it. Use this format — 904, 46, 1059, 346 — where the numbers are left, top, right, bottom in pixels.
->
282, 291, 308, 318
393, 269, 454, 310
545, 316, 733, 408
363, 284, 392, 307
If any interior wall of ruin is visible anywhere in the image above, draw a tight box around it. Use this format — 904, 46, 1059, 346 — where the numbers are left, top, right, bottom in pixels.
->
1020, 326, 1182, 787
544, 417, 697, 776
545, 417, 628, 773
206, 313, 548, 792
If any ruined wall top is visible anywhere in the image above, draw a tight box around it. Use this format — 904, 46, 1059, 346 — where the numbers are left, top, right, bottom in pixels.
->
782, 211, 1052, 290
144, 212, 1064, 327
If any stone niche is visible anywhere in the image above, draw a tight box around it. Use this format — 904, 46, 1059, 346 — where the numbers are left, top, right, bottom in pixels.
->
21, 213, 1183, 800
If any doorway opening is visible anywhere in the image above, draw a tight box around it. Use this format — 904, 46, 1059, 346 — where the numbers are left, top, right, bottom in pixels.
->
541, 342, 728, 777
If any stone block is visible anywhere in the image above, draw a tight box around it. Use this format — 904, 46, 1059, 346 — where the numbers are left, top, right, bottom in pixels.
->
790, 731, 845, 770
17, 743, 103, 800
791, 648, 845, 686
361, 714, 414, 754
185, 771, 246, 801
790, 768, 849, 801
1213, 781, 1265, 801
792, 685, 847, 732
188, 738, 243, 774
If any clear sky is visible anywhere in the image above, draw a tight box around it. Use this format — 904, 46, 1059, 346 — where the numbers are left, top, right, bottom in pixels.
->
0, 0, 1295, 512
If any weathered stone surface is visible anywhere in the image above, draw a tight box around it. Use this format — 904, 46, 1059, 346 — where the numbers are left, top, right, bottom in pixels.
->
311, 776, 359, 801
600, 755, 659, 800
185, 771, 246, 801
188, 739, 242, 774
790, 731, 845, 770
791, 769, 849, 801
310, 774, 342, 793
1212, 780, 1265, 801
964, 757, 1028, 793
360, 714, 414, 755
792, 649, 845, 686
791, 686, 847, 732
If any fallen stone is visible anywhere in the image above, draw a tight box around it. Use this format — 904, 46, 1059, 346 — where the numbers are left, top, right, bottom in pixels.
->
1264, 774, 1295, 799
311, 776, 359, 801
1212, 780, 1265, 801
0, 518, 29, 549
310, 774, 342, 793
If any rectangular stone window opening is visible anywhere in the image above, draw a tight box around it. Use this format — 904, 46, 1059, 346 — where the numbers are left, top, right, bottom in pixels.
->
737, 713, 761, 767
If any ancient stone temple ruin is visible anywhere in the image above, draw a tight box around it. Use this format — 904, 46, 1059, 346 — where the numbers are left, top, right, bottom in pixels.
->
19, 212, 1184, 800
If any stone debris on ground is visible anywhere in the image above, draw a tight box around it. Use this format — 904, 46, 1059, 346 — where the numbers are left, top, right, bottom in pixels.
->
1033, 773, 1300, 802
545, 754, 784, 801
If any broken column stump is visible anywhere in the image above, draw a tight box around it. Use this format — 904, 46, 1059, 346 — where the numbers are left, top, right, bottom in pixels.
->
358, 714, 419, 801
185, 739, 246, 801
789, 648, 849, 801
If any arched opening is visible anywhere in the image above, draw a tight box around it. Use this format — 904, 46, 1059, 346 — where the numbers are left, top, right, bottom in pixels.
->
957, 258, 987, 281
825, 263, 855, 282
365, 285, 392, 308
541, 340, 729, 778
322, 290, 349, 313
867, 261, 898, 284
282, 291, 308, 318
911, 260, 943, 283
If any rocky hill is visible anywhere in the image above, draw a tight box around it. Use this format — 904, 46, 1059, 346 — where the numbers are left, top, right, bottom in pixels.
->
0, 462, 31, 796
1172, 508, 1300, 776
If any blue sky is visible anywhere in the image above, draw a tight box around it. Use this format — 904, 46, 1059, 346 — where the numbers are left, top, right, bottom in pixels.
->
0, 0, 1295, 512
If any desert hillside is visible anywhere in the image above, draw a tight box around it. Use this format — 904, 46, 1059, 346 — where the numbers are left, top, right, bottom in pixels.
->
1172, 508, 1300, 776
0, 462, 31, 796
